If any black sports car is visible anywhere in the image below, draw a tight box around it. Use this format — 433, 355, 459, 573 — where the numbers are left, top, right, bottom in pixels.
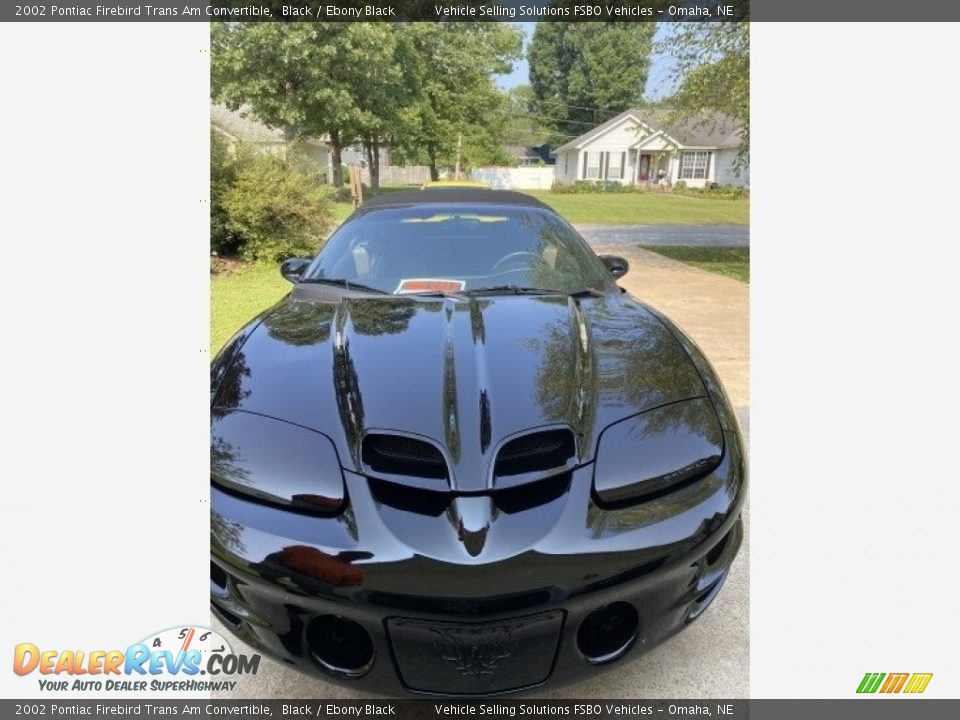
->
210, 187, 746, 696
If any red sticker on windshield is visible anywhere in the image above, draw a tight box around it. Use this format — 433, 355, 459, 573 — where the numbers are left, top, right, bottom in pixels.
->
395, 278, 466, 294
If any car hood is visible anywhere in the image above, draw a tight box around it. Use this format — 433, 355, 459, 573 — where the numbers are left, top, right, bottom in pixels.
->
212, 292, 707, 492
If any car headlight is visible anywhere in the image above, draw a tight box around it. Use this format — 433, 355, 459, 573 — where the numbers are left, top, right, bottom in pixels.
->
592, 398, 723, 504
211, 410, 345, 514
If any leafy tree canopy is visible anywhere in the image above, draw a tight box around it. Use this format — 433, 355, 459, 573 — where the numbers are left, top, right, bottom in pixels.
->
659, 22, 749, 162
529, 22, 656, 143
390, 23, 523, 177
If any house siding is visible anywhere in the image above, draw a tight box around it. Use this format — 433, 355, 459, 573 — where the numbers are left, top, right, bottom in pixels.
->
554, 150, 580, 184
554, 115, 749, 188
713, 147, 748, 186
577, 117, 648, 183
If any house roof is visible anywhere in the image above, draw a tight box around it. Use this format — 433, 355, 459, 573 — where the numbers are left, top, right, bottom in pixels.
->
506, 145, 539, 158
210, 104, 328, 145
506, 144, 554, 162
555, 108, 742, 152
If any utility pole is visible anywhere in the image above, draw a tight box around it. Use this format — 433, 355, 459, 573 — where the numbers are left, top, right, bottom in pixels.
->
455, 132, 462, 180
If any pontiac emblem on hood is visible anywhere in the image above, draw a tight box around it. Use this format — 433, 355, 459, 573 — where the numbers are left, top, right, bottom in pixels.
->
431, 625, 520, 677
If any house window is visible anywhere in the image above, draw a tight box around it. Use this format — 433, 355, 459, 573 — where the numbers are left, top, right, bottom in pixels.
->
584, 152, 601, 180
679, 151, 710, 180
606, 152, 624, 180
564, 154, 569, 175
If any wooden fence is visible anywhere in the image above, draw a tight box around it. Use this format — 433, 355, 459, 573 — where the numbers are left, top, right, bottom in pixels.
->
358, 165, 432, 186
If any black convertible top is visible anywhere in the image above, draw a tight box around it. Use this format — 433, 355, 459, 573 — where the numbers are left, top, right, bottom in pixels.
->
357, 187, 552, 212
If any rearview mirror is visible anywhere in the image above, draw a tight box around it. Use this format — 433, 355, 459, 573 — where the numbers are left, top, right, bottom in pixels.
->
599, 255, 629, 279
280, 257, 311, 283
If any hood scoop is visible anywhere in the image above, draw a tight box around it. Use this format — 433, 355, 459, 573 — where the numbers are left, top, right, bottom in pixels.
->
361, 427, 577, 493
492, 428, 577, 489
360, 433, 450, 491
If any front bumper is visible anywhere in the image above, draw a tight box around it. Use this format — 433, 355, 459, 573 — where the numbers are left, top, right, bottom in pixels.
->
211, 440, 745, 696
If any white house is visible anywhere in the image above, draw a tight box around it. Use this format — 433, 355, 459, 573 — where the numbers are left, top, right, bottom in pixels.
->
211, 103, 332, 177
553, 108, 748, 188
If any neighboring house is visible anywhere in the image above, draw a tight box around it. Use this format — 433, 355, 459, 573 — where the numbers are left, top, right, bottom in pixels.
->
211, 103, 332, 181
212, 105, 410, 185
341, 142, 391, 169
553, 109, 748, 188
506, 144, 554, 167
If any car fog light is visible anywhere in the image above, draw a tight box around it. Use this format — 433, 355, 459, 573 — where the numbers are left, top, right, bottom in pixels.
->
576, 602, 639, 665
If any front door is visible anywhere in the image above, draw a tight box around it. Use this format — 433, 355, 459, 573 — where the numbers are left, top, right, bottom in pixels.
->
638, 154, 651, 181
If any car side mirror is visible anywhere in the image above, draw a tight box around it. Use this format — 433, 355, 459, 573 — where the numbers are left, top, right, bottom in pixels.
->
280, 257, 311, 283
600, 255, 629, 279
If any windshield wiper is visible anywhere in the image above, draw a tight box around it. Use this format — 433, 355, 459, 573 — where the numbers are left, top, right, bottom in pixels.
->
464, 285, 604, 298
564, 288, 605, 299
463, 285, 553, 296
298, 278, 388, 294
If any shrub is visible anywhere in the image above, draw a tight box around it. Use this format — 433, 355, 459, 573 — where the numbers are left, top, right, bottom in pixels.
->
550, 181, 578, 194
672, 182, 748, 200
210, 131, 240, 256
332, 185, 353, 203
218, 146, 335, 263
551, 180, 651, 194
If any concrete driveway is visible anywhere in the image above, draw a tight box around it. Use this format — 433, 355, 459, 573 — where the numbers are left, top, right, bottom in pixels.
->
213, 245, 750, 699
575, 223, 749, 247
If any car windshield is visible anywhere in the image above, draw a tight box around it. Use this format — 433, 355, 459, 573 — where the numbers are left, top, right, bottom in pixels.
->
302, 203, 615, 295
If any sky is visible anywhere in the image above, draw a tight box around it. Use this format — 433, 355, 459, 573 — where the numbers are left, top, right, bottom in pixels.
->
495, 23, 677, 100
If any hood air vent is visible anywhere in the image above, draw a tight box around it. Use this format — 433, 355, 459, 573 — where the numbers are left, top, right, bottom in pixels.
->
494, 429, 576, 484
362, 434, 448, 481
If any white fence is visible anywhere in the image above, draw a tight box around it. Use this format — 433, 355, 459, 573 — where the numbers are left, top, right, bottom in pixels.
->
471, 167, 556, 190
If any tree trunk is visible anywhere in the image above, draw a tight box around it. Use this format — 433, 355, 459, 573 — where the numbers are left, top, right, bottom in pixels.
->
427, 143, 439, 181
329, 128, 343, 187
364, 135, 381, 193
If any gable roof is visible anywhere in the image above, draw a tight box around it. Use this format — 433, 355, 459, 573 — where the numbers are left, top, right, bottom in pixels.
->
211, 104, 287, 143
555, 108, 743, 152
211, 104, 328, 146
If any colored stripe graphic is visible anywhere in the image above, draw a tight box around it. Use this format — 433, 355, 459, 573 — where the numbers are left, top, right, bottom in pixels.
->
858, 672, 933, 694
903, 673, 933, 694
857, 673, 885, 693
880, 673, 909, 693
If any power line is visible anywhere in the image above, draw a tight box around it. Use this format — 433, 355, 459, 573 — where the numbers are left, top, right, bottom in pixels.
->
502, 110, 607, 128
533, 99, 648, 114
505, 89, 653, 115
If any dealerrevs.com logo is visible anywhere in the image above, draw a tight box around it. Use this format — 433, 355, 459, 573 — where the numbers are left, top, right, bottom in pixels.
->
856, 672, 933, 694
13, 626, 260, 692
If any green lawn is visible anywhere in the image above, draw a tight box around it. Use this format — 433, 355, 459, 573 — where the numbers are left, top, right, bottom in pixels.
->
213, 187, 748, 351
211, 263, 289, 353
524, 190, 748, 225
329, 187, 749, 227
639, 245, 750, 282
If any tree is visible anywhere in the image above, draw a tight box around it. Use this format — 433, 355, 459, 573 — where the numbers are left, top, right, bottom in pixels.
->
658, 22, 749, 164
211, 22, 370, 187
529, 23, 656, 142
210, 130, 238, 255
502, 85, 553, 147
391, 23, 523, 180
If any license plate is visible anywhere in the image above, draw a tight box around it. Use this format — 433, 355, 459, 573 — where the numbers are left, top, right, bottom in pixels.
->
387, 611, 564, 695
